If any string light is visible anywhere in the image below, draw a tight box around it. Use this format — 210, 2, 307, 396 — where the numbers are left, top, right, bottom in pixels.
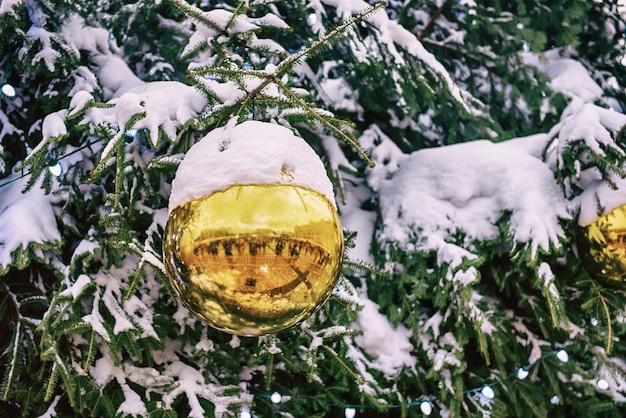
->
1, 83, 16, 97
480, 385, 495, 400
239, 408, 252, 418
517, 367, 529, 380
246, 348, 587, 416
344, 406, 356, 418
597, 379, 609, 390
419, 401, 433, 416
1, 60, 15, 98
556, 349, 569, 363
48, 159, 63, 177
0, 139, 101, 190
270, 391, 282, 404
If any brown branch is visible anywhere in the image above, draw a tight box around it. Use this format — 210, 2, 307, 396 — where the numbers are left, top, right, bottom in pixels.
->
417, 1, 448, 41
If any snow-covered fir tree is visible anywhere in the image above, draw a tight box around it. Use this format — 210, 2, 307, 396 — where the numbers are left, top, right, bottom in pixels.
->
1, 0, 626, 417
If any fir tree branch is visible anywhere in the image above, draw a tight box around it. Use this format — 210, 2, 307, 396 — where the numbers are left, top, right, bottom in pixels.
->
598, 293, 613, 355
225, 1, 247, 33
125, 261, 146, 300
417, 1, 448, 41
1, 320, 20, 400
265, 352, 275, 392
587, 147, 626, 178
44, 362, 59, 403
166, 0, 226, 34
275, 1, 388, 76
114, 143, 123, 212
275, 81, 374, 167
306, 348, 318, 384
84, 330, 97, 372
319, 345, 364, 385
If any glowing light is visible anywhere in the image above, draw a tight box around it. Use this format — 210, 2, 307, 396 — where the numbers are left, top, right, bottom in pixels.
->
550, 395, 560, 405
517, 368, 529, 380
556, 349, 569, 363
48, 160, 62, 177
597, 379, 609, 390
420, 402, 433, 415
270, 391, 282, 404
1, 83, 16, 97
239, 409, 252, 418
344, 407, 356, 418
481, 386, 495, 399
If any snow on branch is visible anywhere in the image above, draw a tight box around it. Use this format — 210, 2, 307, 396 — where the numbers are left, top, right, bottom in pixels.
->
0, 175, 61, 270
375, 134, 569, 259
0, 109, 22, 143
162, 361, 243, 418
352, 299, 416, 378
320, 0, 479, 115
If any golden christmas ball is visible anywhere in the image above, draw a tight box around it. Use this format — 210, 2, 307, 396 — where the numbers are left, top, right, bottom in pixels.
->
577, 204, 626, 287
163, 121, 344, 336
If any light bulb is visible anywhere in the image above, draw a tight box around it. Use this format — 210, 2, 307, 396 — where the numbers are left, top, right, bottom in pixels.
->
597, 379, 609, 390
517, 368, 529, 380
344, 407, 356, 418
48, 160, 62, 176
1, 83, 16, 97
420, 401, 433, 415
556, 349, 569, 363
270, 391, 282, 404
481, 386, 495, 399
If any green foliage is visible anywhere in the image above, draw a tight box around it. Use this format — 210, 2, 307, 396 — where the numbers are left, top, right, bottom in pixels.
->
173, 0, 387, 167
1, 0, 626, 417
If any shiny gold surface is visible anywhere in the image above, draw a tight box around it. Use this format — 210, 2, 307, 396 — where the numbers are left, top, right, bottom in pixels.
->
578, 205, 626, 288
163, 184, 344, 336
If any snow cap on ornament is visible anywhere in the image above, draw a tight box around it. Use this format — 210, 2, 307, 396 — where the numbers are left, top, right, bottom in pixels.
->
164, 121, 344, 336
168, 120, 336, 213
577, 176, 626, 288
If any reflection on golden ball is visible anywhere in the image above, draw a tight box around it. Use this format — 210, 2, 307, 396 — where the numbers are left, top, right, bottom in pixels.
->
163, 184, 344, 336
578, 204, 626, 288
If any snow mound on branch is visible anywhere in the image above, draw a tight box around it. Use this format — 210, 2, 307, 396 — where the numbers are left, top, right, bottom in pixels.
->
0, 0, 22, 15
168, 121, 336, 212
187, 8, 258, 44
353, 299, 416, 377
554, 101, 626, 226
320, 0, 477, 115
376, 136, 569, 256
62, 15, 110, 56
0, 175, 60, 268
523, 50, 602, 102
